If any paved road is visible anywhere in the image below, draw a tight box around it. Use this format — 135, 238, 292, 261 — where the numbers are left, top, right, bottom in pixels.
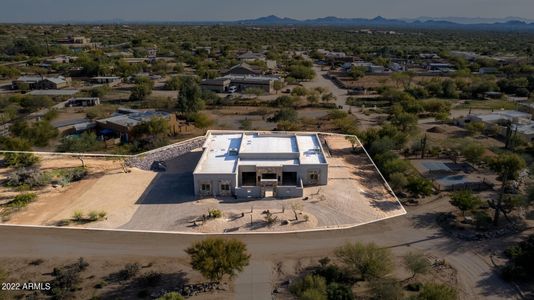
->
0, 196, 524, 300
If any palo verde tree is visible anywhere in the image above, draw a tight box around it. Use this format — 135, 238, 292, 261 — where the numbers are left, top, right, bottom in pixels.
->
450, 189, 483, 220
488, 153, 526, 226
177, 76, 204, 115
334, 242, 394, 281
185, 238, 250, 282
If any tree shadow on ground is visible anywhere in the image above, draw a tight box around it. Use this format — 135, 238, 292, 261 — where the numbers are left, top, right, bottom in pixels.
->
476, 269, 519, 299
98, 270, 189, 300
369, 198, 403, 212
411, 211, 450, 229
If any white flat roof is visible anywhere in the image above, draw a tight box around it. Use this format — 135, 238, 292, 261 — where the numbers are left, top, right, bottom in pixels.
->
194, 133, 241, 174
194, 131, 327, 175
296, 134, 327, 164
240, 133, 297, 153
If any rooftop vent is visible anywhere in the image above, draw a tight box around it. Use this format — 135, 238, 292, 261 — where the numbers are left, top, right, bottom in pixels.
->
228, 148, 239, 156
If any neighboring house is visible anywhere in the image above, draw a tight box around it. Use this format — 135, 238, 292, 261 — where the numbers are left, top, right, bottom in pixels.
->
518, 102, 534, 116
52, 118, 96, 136
201, 74, 281, 94
224, 63, 262, 76
237, 51, 266, 62
411, 159, 491, 191
193, 131, 329, 198
223, 75, 279, 94
44, 55, 78, 64
465, 110, 534, 142
342, 61, 386, 74
200, 78, 231, 93
12, 75, 71, 90
96, 109, 178, 143
55, 36, 99, 48
426, 63, 455, 73
65, 97, 101, 107
90, 76, 122, 86
479, 67, 499, 75
419, 53, 440, 59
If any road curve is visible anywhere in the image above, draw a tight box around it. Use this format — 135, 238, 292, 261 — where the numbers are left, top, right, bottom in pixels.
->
0, 200, 522, 300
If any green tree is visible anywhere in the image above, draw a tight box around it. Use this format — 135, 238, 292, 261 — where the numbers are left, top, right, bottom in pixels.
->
465, 121, 485, 136
389, 172, 408, 191
129, 82, 152, 101
273, 80, 284, 94
406, 176, 433, 197
185, 238, 250, 282
391, 112, 418, 133
189, 112, 214, 129
458, 141, 485, 164
349, 66, 366, 80
164, 76, 182, 91
450, 190, 482, 220
334, 242, 394, 281
488, 153, 526, 226
345, 136, 358, 151
177, 77, 204, 114
57, 132, 102, 153
403, 252, 431, 280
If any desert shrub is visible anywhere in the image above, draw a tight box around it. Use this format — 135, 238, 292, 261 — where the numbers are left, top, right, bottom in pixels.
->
326, 282, 354, 300
370, 279, 404, 300
289, 274, 327, 299
208, 209, 222, 219
138, 271, 162, 287
3, 152, 40, 168
117, 263, 141, 281
5, 169, 51, 189
157, 292, 185, 300
474, 211, 492, 230
7, 193, 36, 208
72, 211, 83, 222
334, 242, 394, 280
414, 283, 457, 300
48, 258, 89, 299
29, 259, 44, 266
502, 234, 534, 282
87, 211, 99, 221
57, 167, 88, 183
313, 264, 354, 285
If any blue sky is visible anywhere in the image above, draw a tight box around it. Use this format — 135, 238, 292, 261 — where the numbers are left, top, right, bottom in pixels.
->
1, 0, 533, 22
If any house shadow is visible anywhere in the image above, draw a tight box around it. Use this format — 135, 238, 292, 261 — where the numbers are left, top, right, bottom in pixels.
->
135, 151, 202, 205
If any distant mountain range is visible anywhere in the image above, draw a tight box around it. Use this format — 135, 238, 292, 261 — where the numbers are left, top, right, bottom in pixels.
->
38, 15, 534, 30
233, 15, 534, 30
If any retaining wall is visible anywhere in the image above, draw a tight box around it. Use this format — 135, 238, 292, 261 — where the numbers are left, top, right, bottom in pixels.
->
127, 136, 206, 170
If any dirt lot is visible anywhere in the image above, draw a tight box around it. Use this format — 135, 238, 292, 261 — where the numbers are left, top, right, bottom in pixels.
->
0, 256, 233, 300
2, 156, 156, 228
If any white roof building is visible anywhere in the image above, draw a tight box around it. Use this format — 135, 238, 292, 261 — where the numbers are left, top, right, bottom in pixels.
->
193, 131, 328, 199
